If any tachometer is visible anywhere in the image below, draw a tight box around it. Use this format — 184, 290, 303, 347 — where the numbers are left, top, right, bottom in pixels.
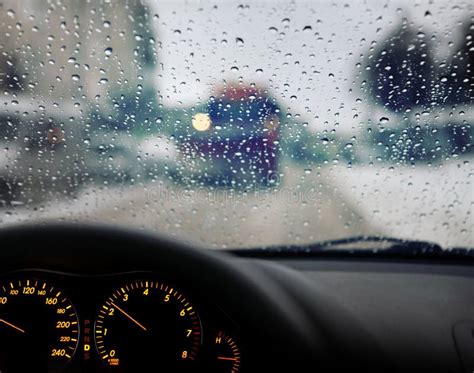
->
94, 280, 202, 371
0, 278, 80, 372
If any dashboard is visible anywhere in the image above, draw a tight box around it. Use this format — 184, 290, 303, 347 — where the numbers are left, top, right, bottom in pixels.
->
0, 224, 473, 373
0, 270, 241, 372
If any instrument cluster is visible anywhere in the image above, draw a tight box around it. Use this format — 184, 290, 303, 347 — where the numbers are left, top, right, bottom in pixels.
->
0, 271, 242, 372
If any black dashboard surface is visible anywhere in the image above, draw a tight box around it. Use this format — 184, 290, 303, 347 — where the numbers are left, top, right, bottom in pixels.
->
267, 259, 474, 373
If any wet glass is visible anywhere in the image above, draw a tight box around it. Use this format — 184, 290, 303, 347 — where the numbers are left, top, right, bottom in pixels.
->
0, 0, 472, 250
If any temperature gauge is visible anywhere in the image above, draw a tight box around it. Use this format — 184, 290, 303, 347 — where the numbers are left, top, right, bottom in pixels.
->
207, 330, 241, 372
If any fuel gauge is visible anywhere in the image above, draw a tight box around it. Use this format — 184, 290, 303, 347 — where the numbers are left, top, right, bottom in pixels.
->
207, 330, 241, 372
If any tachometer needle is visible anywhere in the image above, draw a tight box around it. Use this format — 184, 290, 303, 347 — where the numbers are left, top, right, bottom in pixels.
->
0, 318, 26, 334
110, 302, 147, 332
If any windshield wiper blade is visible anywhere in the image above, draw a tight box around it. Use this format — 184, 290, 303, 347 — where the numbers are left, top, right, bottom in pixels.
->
232, 236, 474, 260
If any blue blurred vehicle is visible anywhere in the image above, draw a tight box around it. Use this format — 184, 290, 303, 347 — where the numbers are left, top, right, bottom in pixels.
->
176, 85, 282, 188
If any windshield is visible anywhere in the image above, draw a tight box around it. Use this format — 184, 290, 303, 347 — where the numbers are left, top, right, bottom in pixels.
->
0, 0, 472, 250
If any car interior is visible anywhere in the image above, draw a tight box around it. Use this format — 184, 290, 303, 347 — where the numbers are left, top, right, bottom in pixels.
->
0, 0, 472, 372
0, 225, 473, 372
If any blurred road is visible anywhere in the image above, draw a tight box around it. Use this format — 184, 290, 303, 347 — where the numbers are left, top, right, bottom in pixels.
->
0, 164, 375, 249
0, 159, 472, 249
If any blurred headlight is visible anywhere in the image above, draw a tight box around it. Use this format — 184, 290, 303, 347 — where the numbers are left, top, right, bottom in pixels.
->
192, 113, 212, 131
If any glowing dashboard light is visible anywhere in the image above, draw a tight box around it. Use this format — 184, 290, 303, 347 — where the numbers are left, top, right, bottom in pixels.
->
192, 113, 212, 131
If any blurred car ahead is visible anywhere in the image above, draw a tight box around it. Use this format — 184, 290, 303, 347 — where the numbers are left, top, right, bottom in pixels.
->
83, 130, 140, 184
0, 97, 85, 204
369, 104, 472, 163
82, 112, 179, 185
138, 136, 179, 181
175, 85, 282, 188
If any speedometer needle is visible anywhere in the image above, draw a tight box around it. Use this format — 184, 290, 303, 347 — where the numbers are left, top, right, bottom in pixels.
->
110, 302, 147, 332
0, 318, 26, 334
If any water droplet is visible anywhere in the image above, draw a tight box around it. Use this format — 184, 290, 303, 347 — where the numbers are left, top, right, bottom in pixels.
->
235, 37, 244, 46
103, 20, 111, 28
7, 9, 15, 18
72, 74, 80, 82
303, 25, 312, 32
104, 47, 113, 56
379, 117, 389, 124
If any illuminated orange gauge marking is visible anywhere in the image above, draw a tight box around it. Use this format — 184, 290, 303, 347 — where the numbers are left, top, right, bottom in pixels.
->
94, 280, 202, 368
214, 331, 241, 372
0, 278, 80, 369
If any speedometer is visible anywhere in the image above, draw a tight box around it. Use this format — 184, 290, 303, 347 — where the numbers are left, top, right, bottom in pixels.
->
0, 277, 79, 372
94, 279, 202, 371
